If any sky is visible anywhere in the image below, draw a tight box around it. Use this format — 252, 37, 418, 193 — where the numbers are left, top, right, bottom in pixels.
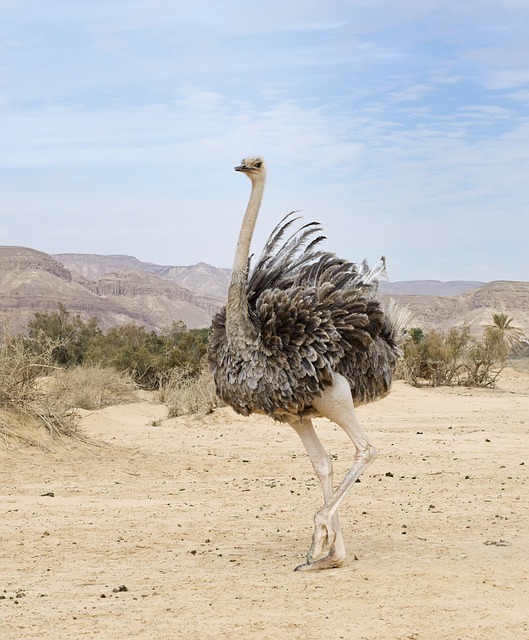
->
1, 0, 528, 282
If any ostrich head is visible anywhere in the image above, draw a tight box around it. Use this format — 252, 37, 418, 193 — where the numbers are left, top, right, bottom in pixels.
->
235, 156, 266, 181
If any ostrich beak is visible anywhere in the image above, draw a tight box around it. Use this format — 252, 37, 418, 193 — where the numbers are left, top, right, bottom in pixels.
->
235, 164, 250, 172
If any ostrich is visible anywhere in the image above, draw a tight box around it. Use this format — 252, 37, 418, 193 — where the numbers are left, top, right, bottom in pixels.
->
208, 156, 408, 571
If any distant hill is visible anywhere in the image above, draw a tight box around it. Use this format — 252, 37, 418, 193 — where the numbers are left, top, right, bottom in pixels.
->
1, 247, 527, 338
378, 280, 484, 297
381, 280, 529, 335
54, 253, 231, 298
0, 247, 221, 333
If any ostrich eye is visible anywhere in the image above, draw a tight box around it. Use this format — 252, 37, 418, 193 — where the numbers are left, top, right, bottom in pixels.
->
255, 161, 262, 168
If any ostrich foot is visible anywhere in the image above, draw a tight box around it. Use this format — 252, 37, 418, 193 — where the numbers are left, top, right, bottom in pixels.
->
294, 548, 345, 571
294, 513, 346, 571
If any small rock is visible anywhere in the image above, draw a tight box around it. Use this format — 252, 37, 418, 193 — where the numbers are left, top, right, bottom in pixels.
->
484, 539, 511, 547
112, 585, 128, 593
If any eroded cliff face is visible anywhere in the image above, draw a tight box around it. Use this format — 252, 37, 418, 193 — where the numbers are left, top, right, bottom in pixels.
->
0, 246, 72, 281
86, 271, 195, 302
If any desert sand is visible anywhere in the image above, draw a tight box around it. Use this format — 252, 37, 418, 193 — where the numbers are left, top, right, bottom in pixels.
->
1, 370, 528, 640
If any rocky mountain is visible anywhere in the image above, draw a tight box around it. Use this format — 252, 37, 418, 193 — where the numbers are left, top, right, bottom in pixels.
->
0, 247, 221, 333
54, 254, 231, 299
2, 246, 72, 281
155, 263, 231, 298
54, 253, 159, 281
381, 281, 529, 336
2, 247, 528, 339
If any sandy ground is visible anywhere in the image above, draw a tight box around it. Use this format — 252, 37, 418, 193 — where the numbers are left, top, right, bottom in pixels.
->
1, 370, 528, 640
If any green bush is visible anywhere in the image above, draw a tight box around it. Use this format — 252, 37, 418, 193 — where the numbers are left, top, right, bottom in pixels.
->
398, 326, 470, 386
84, 324, 165, 388
1, 308, 214, 441
398, 314, 525, 388
160, 323, 209, 376
84, 321, 208, 388
24, 307, 209, 390
26, 303, 101, 367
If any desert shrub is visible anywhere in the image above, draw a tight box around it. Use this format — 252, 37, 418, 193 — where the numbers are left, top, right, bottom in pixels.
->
46, 365, 139, 410
159, 361, 222, 417
84, 324, 165, 388
398, 326, 470, 387
24, 307, 210, 389
26, 304, 101, 367
0, 331, 80, 441
397, 314, 525, 388
161, 322, 209, 376
463, 314, 526, 387
0, 333, 52, 404
407, 327, 424, 343
84, 321, 208, 388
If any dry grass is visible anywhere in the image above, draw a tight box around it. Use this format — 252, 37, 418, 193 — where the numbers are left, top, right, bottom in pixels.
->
0, 334, 80, 446
46, 365, 139, 410
158, 362, 222, 417
0, 406, 78, 449
0, 335, 137, 447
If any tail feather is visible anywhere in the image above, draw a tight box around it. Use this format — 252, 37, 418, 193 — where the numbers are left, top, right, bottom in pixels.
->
383, 298, 413, 345
352, 255, 384, 284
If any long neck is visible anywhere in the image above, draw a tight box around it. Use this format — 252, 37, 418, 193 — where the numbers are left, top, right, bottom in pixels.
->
226, 177, 265, 340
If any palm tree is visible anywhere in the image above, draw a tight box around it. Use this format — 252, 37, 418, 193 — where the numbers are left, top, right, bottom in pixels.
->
486, 312, 525, 360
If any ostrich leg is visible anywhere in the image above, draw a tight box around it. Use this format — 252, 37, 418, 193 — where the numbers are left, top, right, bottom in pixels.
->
290, 418, 346, 569
295, 372, 377, 571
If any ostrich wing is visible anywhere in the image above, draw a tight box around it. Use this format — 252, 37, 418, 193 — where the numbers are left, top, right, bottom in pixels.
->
249, 277, 385, 415
209, 212, 398, 420
247, 212, 328, 303
247, 212, 386, 305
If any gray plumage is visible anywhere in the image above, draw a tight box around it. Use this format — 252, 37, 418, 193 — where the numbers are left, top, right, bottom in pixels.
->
209, 208, 406, 421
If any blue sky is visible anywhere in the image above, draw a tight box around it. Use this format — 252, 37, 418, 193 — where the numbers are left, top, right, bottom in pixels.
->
1, 0, 528, 282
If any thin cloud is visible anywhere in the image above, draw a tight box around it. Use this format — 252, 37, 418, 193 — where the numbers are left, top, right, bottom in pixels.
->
1, 0, 528, 282
281, 21, 349, 32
